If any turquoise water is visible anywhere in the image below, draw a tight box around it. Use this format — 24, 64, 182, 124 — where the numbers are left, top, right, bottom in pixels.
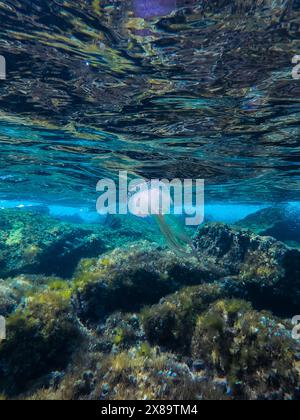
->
0, 0, 299, 206
0, 0, 300, 401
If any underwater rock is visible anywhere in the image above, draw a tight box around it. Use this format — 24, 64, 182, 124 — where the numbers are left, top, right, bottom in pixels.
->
18, 293, 300, 401
0, 209, 162, 279
0, 287, 82, 396
0, 274, 60, 316
26, 343, 228, 401
235, 206, 300, 247
0, 281, 18, 316
192, 299, 300, 400
193, 223, 300, 313
95, 312, 145, 354
6, 280, 299, 400
53, 214, 85, 225
0, 209, 108, 278
142, 283, 224, 353
73, 242, 213, 325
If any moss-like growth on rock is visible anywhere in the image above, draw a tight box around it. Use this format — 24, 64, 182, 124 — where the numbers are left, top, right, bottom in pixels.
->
142, 283, 224, 353
193, 223, 300, 314
0, 210, 162, 279
0, 288, 81, 396
0, 281, 18, 316
0, 209, 107, 278
73, 242, 213, 324
95, 312, 144, 353
0, 275, 68, 317
26, 345, 220, 401
192, 299, 299, 400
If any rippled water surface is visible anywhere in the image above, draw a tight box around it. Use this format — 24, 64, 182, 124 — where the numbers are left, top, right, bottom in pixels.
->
0, 0, 300, 205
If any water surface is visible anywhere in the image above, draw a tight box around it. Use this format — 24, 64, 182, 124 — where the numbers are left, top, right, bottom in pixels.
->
0, 0, 299, 206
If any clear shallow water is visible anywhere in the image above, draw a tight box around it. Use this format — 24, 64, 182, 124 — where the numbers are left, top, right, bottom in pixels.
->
0, 199, 297, 224
1, 2, 300, 401
0, 0, 299, 206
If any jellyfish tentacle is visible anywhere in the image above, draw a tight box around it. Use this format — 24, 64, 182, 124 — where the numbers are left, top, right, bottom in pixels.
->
154, 214, 195, 258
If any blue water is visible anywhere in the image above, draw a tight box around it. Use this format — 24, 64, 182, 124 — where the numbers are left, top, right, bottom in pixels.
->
0, 199, 291, 224
0, 0, 300, 401
0, 0, 299, 207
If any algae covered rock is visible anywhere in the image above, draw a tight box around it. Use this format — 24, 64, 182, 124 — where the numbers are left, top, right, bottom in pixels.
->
0, 274, 53, 316
23, 294, 300, 401
95, 312, 145, 353
0, 287, 81, 395
27, 345, 218, 401
142, 283, 224, 353
193, 223, 300, 312
73, 242, 213, 325
0, 209, 162, 279
192, 299, 299, 400
235, 206, 300, 247
193, 223, 284, 277
0, 209, 107, 278
0, 281, 18, 316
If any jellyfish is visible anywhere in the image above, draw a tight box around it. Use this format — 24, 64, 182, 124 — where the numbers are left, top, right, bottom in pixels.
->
128, 179, 196, 258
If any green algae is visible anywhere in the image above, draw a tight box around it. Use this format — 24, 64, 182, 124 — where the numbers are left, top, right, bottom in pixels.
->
142, 283, 224, 353
0, 209, 160, 280
192, 299, 299, 399
72, 242, 212, 324
0, 288, 81, 395
0, 221, 300, 400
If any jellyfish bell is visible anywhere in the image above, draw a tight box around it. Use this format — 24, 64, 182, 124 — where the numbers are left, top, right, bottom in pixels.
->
128, 178, 195, 259
128, 179, 173, 218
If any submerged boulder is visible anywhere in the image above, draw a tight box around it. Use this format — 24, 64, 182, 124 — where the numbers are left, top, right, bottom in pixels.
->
27, 345, 220, 401
0, 281, 18, 316
235, 206, 300, 247
192, 299, 300, 400
0, 209, 162, 279
193, 223, 300, 313
142, 283, 224, 353
73, 242, 213, 325
94, 311, 145, 354
0, 274, 69, 317
0, 287, 81, 396
24, 293, 300, 401
0, 209, 107, 278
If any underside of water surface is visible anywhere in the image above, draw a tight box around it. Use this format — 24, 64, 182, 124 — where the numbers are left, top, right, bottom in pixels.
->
0, 0, 300, 402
